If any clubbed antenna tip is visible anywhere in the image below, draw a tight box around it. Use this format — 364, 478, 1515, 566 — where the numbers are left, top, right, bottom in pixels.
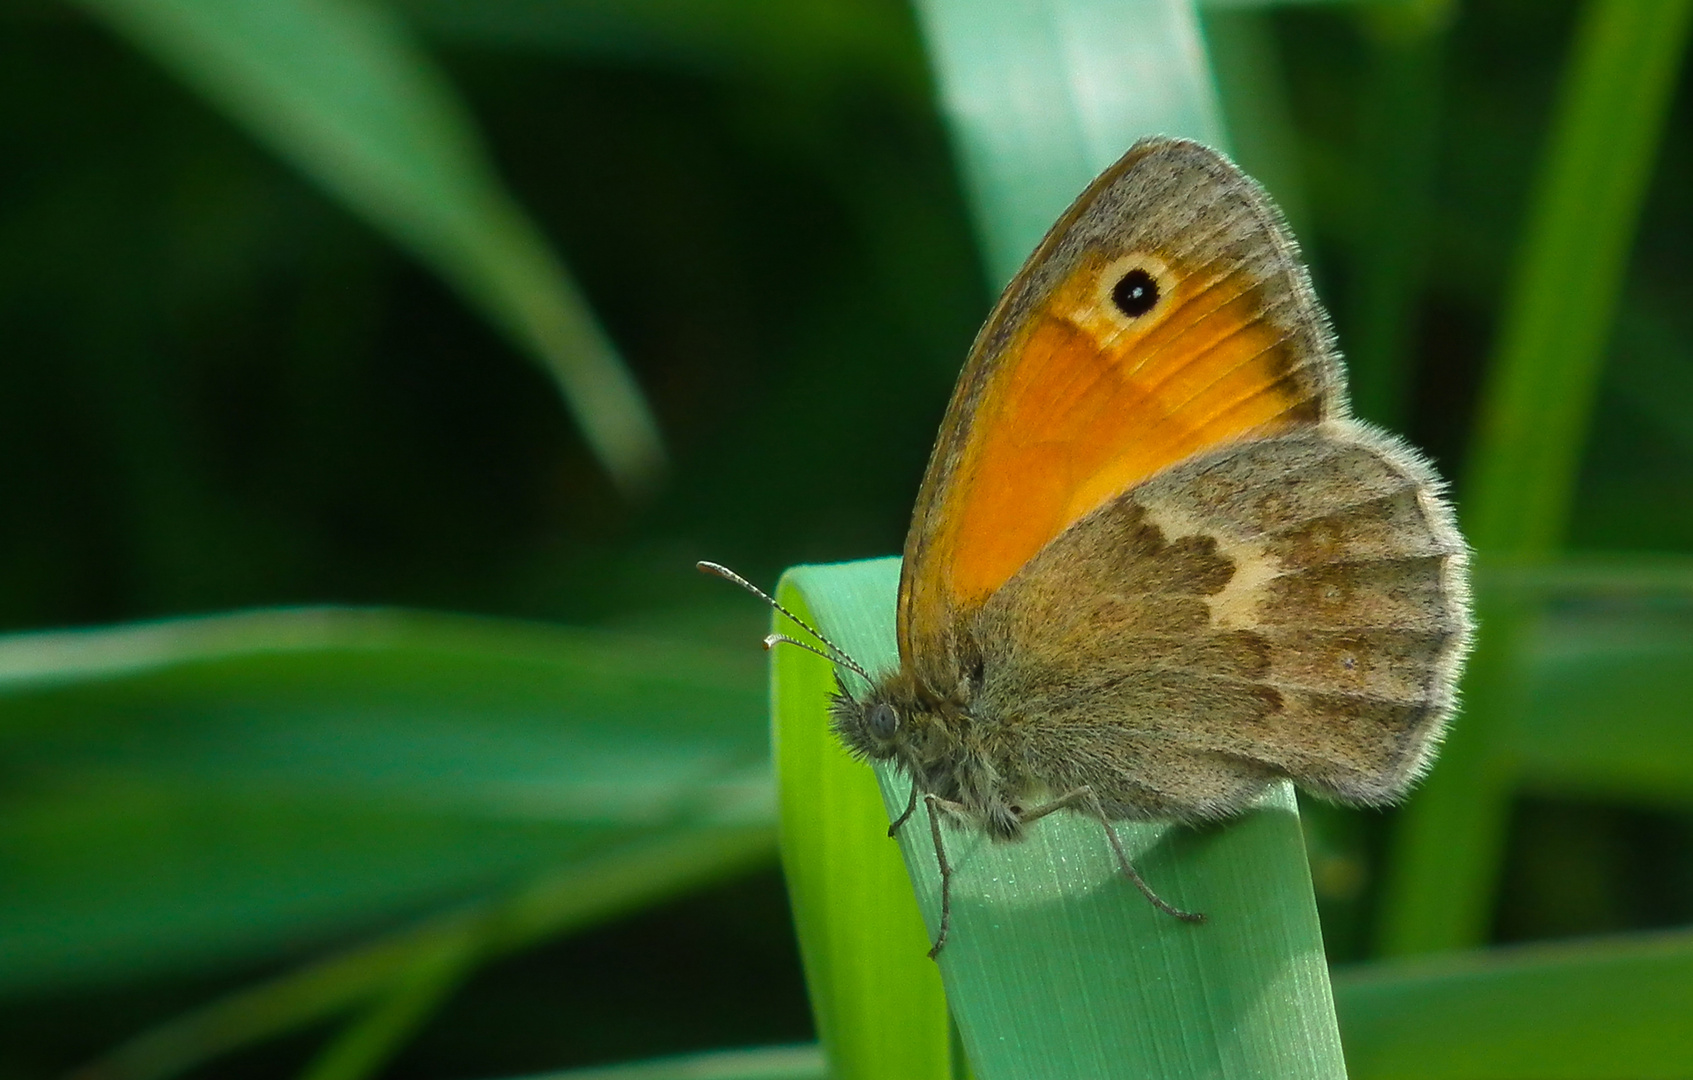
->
696, 560, 871, 681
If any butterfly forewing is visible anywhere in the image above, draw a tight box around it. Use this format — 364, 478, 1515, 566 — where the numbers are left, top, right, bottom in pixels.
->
897, 138, 1345, 694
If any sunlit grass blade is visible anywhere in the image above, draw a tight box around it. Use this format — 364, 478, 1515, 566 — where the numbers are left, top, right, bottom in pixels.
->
1335, 928, 1693, 1078
1379, 0, 1693, 956
70, 827, 776, 1080
0, 607, 768, 995
912, 0, 1226, 286
68, 0, 664, 493
776, 559, 1345, 1080
771, 561, 951, 1080
485, 1044, 826, 1080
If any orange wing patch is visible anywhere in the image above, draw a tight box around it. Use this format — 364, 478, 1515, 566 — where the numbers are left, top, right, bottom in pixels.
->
932, 251, 1322, 610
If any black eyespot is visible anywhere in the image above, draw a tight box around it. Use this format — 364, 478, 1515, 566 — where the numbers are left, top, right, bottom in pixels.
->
867, 702, 898, 740
1111, 267, 1159, 317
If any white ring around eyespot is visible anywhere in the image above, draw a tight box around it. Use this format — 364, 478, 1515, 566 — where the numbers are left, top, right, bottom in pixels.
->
1095, 252, 1176, 327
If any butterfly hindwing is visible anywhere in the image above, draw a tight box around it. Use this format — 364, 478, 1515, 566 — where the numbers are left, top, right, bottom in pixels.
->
967, 423, 1471, 819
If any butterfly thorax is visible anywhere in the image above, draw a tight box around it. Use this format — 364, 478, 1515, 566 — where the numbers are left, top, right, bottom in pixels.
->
829, 668, 1031, 841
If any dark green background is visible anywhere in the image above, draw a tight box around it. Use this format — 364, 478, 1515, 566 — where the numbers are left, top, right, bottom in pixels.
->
1, 0, 1690, 1075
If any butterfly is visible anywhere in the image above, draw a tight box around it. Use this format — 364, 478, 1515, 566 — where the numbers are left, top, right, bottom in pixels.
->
705, 136, 1472, 957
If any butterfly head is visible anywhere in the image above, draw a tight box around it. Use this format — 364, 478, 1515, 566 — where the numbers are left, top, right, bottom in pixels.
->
828, 670, 952, 771
830, 680, 907, 763
832, 672, 1039, 840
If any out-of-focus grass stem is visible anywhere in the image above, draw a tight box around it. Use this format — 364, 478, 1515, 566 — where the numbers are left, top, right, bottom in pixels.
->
1345, 0, 1452, 431
1380, 0, 1693, 957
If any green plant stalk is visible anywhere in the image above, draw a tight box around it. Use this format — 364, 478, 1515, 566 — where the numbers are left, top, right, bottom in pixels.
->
1378, 550, 1693, 957
773, 559, 1345, 1080
1374, 589, 1524, 957
1506, 562, 1693, 797
471, 917, 1693, 1078
1463, 0, 1693, 556
1378, 0, 1693, 956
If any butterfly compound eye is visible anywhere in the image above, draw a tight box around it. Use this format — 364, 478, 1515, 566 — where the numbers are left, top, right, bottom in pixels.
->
1111, 267, 1159, 317
867, 702, 899, 739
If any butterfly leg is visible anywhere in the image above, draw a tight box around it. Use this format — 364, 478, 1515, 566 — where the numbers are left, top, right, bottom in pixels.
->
888, 780, 919, 837
923, 793, 957, 959
1097, 813, 1205, 923
1017, 786, 1096, 825
1021, 786, 1205, 924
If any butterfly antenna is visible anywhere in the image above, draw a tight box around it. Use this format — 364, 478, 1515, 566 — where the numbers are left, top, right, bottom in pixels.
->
764, 633, 840, 664
696, 561, 872, 682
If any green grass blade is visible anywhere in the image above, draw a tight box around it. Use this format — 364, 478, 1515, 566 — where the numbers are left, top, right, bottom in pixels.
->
1378, 0, 1693, 957
71, 827, 775, 1080
772, 561, 951, 1080
1463, 0, 1693, 555
1377, 554, 1693, 956
296, 932, 476, 1080
67, 0, 663, 494
1375, 590, 1522, 957
912, 0, 1227, 286
1335, 929, 1693, 1078
775, 559, 1345, 1080
0, 607, 768, 995
484, 1044, 826, 1080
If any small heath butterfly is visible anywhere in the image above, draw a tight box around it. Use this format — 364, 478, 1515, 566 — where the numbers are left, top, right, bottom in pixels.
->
705, 136, 1472, 956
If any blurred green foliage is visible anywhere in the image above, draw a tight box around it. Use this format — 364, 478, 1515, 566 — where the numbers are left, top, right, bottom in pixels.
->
1, 0, 1691, 1077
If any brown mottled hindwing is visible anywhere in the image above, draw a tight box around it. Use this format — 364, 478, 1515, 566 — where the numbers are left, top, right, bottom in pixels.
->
968, 420, 1471, 822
